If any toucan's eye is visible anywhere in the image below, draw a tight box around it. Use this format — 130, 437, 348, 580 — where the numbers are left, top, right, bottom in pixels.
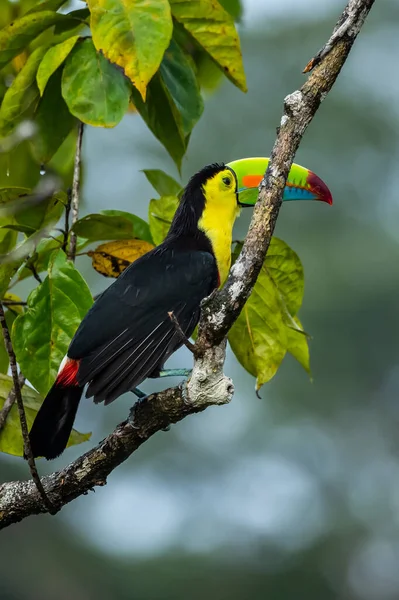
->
222, 176, 232, 186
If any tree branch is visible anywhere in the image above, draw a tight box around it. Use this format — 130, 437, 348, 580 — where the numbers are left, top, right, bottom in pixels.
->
67, 122, 84, 262
0, 0, 374, 530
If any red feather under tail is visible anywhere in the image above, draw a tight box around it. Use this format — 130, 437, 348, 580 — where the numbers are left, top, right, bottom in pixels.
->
28, 358, 84, 460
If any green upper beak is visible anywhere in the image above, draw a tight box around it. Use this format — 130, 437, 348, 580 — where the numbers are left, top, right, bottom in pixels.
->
226, 157, 333, 206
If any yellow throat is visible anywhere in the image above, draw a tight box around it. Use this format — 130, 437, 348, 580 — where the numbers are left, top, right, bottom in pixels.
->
198, 168, 240, 285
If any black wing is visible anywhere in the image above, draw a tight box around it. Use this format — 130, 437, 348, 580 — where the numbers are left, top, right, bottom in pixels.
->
68, 245, 217, 404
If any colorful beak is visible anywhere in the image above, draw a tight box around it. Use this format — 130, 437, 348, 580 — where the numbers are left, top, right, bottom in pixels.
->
226, 157, 333, 207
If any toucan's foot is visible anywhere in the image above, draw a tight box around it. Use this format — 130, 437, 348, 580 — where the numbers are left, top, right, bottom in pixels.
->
129, 388, 171, 433
158, 368, 192, 379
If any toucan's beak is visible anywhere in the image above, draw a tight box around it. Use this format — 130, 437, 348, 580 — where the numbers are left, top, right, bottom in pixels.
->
227, 157, 333, 207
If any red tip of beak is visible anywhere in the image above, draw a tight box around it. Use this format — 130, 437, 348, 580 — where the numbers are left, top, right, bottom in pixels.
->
307, 171, 333, 205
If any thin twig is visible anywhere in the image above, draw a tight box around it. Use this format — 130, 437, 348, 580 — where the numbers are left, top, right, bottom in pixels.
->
27, 261, 42, 284
0, 302, 55, 514
168, 311, 196, 354
68, 122, 84, 262
0, 373, 25, 432
62, 187, 72, 253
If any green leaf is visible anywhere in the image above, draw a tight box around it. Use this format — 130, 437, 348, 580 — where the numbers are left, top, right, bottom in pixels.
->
0, 187, 31, 206
169, 0, 246, 92
148, 195, 178, 245
0, 11, 64, 69
12, 190, 66, 233
36, 35, 79, 95
160, 38, 204, 136
0, 45, 47, 136
286, 317, 310, 374
131, 74, 186, 169
27, 0, 69, 13
15, 235, 63, 282
12, 249, 93, 396
61, 38, 130, 127
32, 68, 75, 163
142, 169, 181, 197
87, 0, 172, 101
0, 373, 91, 457
73, 210, 152, 244
228, 238, 309, 391
0, 252, 25, 299
265, 237, 304, 315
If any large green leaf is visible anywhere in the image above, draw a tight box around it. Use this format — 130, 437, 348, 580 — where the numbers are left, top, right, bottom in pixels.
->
0, 11, 64, 69
148, 195, 178, 245
7, 190, 67, 233
73, 210, 152, 244
131, 74, 186, 169
160, 38, 203, 136
36, 34, 79, 95
87, 0, 172, 101
61, 38, 130, 127
32, 68, 75, 163
142, 169, 181, 197
0, 373, 91, 457
228, 238, 310, 391
0, 46, 47, 136
169, 0, 246, 93
12, 249, 93, 396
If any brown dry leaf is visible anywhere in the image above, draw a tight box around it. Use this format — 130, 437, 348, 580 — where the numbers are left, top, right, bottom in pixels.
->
88, 239, 154, 278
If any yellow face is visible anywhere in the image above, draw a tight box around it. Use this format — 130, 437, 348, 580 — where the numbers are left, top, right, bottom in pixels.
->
198, 168, 241, 285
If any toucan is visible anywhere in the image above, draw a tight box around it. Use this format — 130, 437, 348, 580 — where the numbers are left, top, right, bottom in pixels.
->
28, 157, 332, 459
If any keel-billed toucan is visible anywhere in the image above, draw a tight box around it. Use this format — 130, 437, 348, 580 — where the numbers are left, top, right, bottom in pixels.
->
29, 158, 332, 459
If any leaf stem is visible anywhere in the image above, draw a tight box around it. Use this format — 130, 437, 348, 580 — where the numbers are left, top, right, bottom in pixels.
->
0, 302, 56, 514
68, 122, 84, 262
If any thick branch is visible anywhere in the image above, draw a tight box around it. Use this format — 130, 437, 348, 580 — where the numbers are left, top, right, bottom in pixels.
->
0, 0, 374, 529
0, 340, 231, 530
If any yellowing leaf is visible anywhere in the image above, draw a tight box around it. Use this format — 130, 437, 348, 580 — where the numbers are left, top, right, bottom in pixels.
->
0, 11, 64, 69
228, 238, 310, 391
88, 239, 155, 278
170, 0, 247, 93
36, 35, 79, 95
87, 0, 173, 100
0, 373, 90, 457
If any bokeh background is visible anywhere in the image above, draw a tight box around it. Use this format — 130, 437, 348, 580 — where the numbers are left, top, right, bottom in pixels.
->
1, 0, 399, 598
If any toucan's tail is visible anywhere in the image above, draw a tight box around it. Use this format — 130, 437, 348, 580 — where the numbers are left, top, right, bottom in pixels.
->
28, 359, 83, 460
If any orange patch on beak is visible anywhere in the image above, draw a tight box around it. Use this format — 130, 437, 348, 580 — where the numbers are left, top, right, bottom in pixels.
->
242, 174, 263, 188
